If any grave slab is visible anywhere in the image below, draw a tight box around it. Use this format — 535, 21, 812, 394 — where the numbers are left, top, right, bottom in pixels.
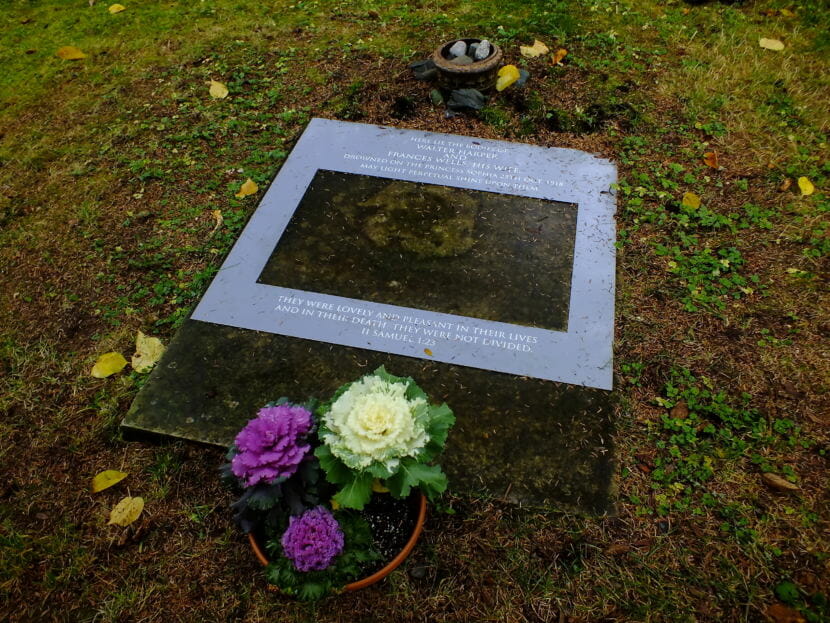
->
123, 119, 617, 513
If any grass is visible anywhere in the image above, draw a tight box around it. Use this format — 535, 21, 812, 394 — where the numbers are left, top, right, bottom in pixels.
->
1, 0, 828, 621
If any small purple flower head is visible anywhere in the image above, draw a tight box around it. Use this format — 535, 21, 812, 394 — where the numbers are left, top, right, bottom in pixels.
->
231, 404, 313, 487
281, 507, 345, 572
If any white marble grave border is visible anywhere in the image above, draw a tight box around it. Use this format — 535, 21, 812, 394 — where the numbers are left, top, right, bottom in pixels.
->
192, 119, 616, 390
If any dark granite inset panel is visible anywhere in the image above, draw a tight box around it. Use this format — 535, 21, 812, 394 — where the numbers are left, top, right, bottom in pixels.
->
123, 319, 615, 514
257, 170, 577, 332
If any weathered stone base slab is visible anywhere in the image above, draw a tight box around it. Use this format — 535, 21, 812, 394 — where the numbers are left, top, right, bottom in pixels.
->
123, 319, 615, 514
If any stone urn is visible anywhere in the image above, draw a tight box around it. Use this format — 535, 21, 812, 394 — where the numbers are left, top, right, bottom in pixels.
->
431, 38, 503, 91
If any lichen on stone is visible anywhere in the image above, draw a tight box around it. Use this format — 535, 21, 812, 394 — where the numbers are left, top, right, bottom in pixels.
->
357, 183, 478, 258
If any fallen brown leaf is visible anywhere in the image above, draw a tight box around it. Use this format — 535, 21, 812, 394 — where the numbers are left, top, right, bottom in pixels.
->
761, 472, 799, 492
779, 178, 792, 192
604, 543, 630, 556
703, 151, 719, 169
670, 401, 689, 419
766, 603, 805, 623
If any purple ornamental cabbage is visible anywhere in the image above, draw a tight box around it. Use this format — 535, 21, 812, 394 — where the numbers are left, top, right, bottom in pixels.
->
281, 506, 345, 572
231, 404, 313, 487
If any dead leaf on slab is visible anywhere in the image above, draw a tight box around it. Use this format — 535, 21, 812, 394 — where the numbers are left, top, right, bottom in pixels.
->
91, 470, 127, 493
132, 330, 164, 373
551, 48, 568, 66
91, 352, 127, 378
56, 46, 87, 60
681, 191, 701, 209
108, 496, 144, 526
208, 79, 229, 99
759, 38, 785, 51
235, 178, 258, 198
797, 176, 814, 196
108, 3, 125, 13
762, 472, 799, 492
520, 39, 549, 58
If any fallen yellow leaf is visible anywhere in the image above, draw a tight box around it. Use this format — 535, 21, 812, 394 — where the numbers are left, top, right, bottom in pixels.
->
235, 178, 258, 198
496, 65, 521, 92
703, 151, 719, 169
209, 79, 229, 99
551, 48, 568, 66
107, 496, 144, 526
423, 348, 433, 356
108, 3, 125, 13
92, 470, 127, 493
779, 8, 795, 17
520, 39, 549, 58
56, 46, 87, 60
132, 330, 164, 373
681, 191, 701, 209
91, 352, 128, 378
797, 176, 814, 196
759, 38, 785, 51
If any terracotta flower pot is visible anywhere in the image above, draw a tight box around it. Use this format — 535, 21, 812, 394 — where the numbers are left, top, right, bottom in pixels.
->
249, 493, 427, 592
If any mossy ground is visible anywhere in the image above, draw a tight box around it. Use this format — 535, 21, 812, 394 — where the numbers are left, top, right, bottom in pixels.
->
1, 0, 828, 621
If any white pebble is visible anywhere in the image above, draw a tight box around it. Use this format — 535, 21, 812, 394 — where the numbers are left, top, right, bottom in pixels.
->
448, 40, 468, 58
474, 40, 492, 60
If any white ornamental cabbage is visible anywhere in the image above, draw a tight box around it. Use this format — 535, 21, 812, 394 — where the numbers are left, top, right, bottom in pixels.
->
321, 374, 428, 471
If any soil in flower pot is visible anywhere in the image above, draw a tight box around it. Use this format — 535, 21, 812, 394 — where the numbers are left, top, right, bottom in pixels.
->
357, 492, 419, 576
